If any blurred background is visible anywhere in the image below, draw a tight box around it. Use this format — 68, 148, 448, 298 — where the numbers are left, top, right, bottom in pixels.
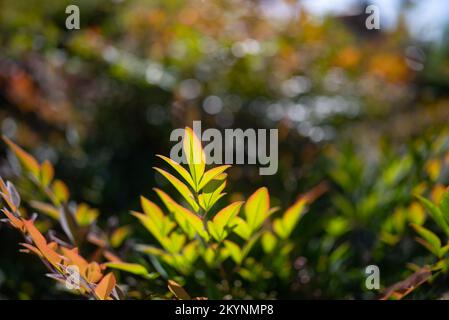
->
1, 0, 449, 299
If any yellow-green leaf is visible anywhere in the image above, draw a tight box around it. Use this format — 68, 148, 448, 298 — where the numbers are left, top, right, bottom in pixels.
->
244, 187, 270, 231
224, 240, 242, 264
198, 174, 227, 212
157, 154, 195, 189
210, 201, 243, 241
275, 198, 307, 239
198, 165, 230, 191
39, 160, 54, 188
110, 226, 131, 248
233, 217, 252, 240
154, 167, 199, 212
261, 231, 277, 253
52, 180, 70, 204
183, 127, 205, 189
411, 223, 441, 256
30, 201, 60, 220
104, 262, 156, 279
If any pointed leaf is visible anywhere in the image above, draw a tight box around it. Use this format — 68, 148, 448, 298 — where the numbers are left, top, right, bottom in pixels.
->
3, 136, 40, 177
157, 155, 195, 189
104, 262, 156, 279
94, 272, 116, 300
244, 187, 270, 231
168, 280, 191, 300
416, 195, 449, 236
183, 127, 205, 190
198, 165, 230, 191
40, 160, 54, 188
154, 167, 199, 212
411, 223, 441, 256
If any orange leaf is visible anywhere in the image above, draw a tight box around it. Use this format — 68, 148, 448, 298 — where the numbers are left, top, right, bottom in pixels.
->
23, 219, 62, 267
94, 272, 116, 300
3, 136, 40, 177
1, 208, 24, 230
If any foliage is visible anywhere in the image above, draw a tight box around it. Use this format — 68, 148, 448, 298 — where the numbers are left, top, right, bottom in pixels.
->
0, 128, 316, 299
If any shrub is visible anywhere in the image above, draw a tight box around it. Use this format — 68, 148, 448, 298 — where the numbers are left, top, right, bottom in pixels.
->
0, 128, 319, 299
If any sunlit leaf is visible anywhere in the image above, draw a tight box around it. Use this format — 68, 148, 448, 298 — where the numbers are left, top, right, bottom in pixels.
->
416, 195, 449, 237
198, 165, 230, 191
110, 226, 131, 248
411, 223, 441, 256
198, 174, 227, 212
233, 217, 251, 240
131, 211, 164, 242
40, 160, 54, 188
244, 187, 270, 232
209, 201, 243, 241
154, 188, 196, 239
140, 196, 175, 235
104, 262, 157, 279
157, 155, 195, 189
224, 240, 242, 264
183, 127, 205, 190
154, 167, 199, 212
75, 203, 99, 226
261, 231, 277, 253
52, 180, 70, 204
274, 198, 307, 239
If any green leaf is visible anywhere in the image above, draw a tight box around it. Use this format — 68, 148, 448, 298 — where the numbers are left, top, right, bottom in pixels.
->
131, 211, 164, 242
416, 195, 449, 237
411, 223, 441, 256
110, 226, 131, 248
75, 203, 99, 226
261, 231, 277, 253
157, 155, 195, 189
274, 198, 307, 239
39, 160, 54, 188
140, 196, 175, 235
183, 127, 205, 190
198, 165, 230, 191
233, 217, 252, 240
154, 167, 199, 212
104, 262, 157, 279
173, 204, 209, 241
52, 180, 70, 204
154, 188, 196, 239
224, 240, 242, 264
183, 241, 200, 264
240, 234, 260, 260
198, 174, 227, 212
209, 201, 244, 241
166, 232, 186, 253
439, 189, 449, 225
244, 187, 270, 232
